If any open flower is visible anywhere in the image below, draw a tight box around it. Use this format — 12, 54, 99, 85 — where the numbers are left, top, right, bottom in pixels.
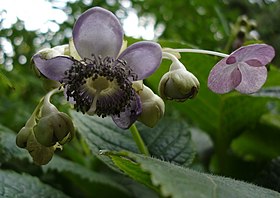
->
208, 44, 275, 94
32, 7, 162, 129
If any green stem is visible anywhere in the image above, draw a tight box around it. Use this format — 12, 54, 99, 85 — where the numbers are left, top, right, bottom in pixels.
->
129, 124, 150, 156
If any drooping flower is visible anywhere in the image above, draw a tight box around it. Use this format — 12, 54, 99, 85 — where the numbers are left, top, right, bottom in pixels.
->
32, 7, 162, 129
208, 44, 275, 94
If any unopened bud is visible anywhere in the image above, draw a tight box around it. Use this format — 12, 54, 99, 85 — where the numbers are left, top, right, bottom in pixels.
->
16, 126, 32, 148
26, 132, 55, 165
137, 85, 165, 127
159, 67, 200, 102
34, 111, 75, 147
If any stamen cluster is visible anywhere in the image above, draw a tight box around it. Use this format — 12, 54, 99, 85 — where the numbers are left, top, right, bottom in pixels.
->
62, 56, 137, 117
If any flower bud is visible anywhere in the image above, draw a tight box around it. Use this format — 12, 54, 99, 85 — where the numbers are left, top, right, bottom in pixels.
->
26, 132, 55, 165
16, 126, 32, 148
137, 85, 165, 127
34, 112, 75, 147
159, 67, 200, 102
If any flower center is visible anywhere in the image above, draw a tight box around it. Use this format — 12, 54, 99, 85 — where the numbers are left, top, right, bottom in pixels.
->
62, 56, 137, 117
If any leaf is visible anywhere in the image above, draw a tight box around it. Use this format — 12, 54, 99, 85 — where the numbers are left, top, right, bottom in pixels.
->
231, 114, 280, 160
0, 125, 31, 162
0, 170, 69, 198
43, 155, 129, 194
70, 110, 195, 167
138, 118, 195, 166
0, 71, 14, 90
106, 151, 280, 198
255, 156, 280, 192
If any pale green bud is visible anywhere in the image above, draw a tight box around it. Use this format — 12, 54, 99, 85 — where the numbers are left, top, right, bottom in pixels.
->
16, 126, 32, 148
34, 112, 75, 147
26, 132, 55, 165
137, 85, 165, 128
159, 66, 200, 102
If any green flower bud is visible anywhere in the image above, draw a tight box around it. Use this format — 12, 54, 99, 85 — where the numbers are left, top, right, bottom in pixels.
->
26, 132, 55, 165
137, 85, 165, 127
159, 66, 200, 102
16, 126, 33, 148
34, 112, 75, 147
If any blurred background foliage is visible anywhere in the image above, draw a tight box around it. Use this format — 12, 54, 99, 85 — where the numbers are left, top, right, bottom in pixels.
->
1, 0, 279, 130
1, 0, 280, 197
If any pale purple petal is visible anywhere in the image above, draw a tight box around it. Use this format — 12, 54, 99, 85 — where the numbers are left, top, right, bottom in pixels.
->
33, 54, 73, 81
235, 63, 267, 94
208, 58, 241, 94
73, 7, 123, 59
112, 94, 142, 129
118, 41, 162, 80
230, 44, 275, 66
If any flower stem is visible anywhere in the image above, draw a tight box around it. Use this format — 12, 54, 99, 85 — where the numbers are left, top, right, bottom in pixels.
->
163, 48, 229, 58
129, 124, 150, 156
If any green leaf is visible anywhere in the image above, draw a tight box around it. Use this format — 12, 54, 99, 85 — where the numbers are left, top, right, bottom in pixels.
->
0, 71, 14, 90
43, 155, 129, 194
0, 170, 69, 198
231, 114, 280, 160
106, 151, 280, 198
138, 118, 195, 166
70, 111, 195, 167
0, 124, 31, 162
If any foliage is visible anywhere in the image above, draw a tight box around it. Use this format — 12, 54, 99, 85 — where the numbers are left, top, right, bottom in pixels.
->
1, 0, 280, 197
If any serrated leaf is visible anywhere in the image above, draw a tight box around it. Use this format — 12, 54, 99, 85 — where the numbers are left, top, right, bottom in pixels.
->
0, 125, 31, 162
137, 119, 195, 166
0, 170, 69, 198
106, 151, 280, 198
70, 111, 195, 167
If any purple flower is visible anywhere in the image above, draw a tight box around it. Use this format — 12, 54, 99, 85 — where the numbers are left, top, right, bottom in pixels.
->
32, 7, 162, 129
208, 44, 275, 94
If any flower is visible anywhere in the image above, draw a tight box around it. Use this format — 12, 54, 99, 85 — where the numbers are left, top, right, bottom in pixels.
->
208, 44, 275, 94
159, 60, 200, 101
32, 7, 162, 129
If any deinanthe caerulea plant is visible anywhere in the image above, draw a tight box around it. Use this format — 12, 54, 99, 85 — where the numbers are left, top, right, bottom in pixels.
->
32, 7, 162, 129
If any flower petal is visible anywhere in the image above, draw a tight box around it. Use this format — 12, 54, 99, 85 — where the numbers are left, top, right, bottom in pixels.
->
235, 63, 267, 94
118, 41, 162, 80
230, 44, 275, 66
33, 54, 73, 81
208, 58, 241, 94
112, 94, 142, 129
73, 7, 123, 59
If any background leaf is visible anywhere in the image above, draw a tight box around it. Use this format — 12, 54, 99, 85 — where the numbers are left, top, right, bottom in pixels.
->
0, 170, 69, 198
0, 124, 31, 163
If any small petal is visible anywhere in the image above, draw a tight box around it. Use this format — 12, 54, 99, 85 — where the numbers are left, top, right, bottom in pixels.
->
112, 94, 142, 129
118, 41, 162, 80
235, 63, 267, 94
208, 58, 241, 94
230, 44, 275, 66
73, 7, 123, 59
33, 54, 73, 81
